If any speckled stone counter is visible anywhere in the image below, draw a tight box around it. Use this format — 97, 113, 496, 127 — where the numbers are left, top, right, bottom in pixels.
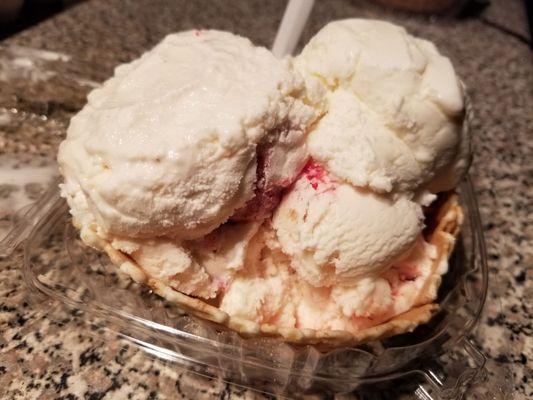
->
0, 0, 531, 398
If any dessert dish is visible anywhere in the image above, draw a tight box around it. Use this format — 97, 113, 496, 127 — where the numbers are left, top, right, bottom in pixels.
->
57, 19, 471, 345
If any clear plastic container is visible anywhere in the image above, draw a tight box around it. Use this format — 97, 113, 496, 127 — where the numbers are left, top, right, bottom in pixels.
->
0, 44, 512, 399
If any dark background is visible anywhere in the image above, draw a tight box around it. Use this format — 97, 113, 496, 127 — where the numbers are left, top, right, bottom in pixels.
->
1, 0, 531, 45
0, 0, 84, 40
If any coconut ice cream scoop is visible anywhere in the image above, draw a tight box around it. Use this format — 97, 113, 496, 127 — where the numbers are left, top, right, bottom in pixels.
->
295, 18, 470, 194
58, 29, 316, 241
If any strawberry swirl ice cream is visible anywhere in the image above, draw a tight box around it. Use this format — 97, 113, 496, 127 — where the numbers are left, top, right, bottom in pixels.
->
273, 160, 424, 287
219, 222, 441, 332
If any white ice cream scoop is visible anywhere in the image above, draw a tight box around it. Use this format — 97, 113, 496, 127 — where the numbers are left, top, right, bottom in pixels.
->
58, 30, 316, 240
295, 19, 470, 194
273, 160, 424, 287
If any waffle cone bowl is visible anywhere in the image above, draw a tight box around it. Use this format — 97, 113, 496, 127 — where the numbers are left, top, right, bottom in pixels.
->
77, 193, 463, 347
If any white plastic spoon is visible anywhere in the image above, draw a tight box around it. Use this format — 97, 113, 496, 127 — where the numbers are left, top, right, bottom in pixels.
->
272, 0, 315, 57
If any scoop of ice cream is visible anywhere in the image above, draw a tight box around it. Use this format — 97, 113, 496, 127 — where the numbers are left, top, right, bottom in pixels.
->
219, 225, 298, 326
111, 236, 215, 298
186, 220, 262, 287
108, 219, 262, 299
219, 264, 298, 327
272, 160, 424, 287
295, 19, 469, 193
58, 30, 315, 240
220, 225, 439, 333
295, 236, 439, 331
306, 89, 422, 192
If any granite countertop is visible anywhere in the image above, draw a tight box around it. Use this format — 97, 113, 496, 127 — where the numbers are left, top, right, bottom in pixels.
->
0, 0, 531, 398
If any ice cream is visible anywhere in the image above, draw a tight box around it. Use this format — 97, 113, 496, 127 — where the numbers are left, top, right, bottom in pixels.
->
273, 160, 424, 287
220, 221, 442, 332
110, 236, 214, 298
58, 29, 316, 241
221, 20, 470, 335
257, 19, 469, 307
58, 29, 318, 300
58, 20, 471, 342
295, 19, 470, 194
107, 220, 261, 299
